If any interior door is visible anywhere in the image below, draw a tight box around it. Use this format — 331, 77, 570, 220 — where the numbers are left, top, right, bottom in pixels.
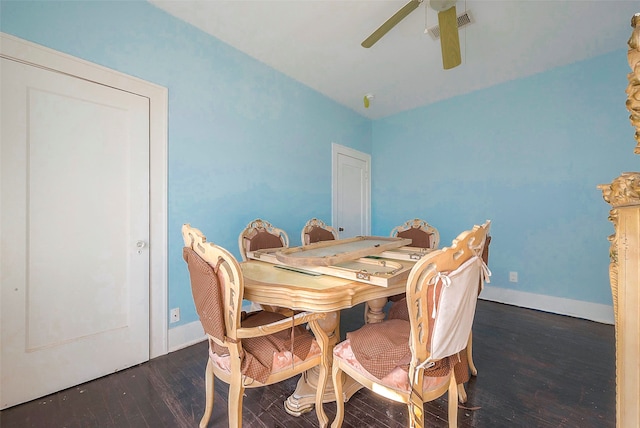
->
332, 144, 371, 238
1, 57, 150, 409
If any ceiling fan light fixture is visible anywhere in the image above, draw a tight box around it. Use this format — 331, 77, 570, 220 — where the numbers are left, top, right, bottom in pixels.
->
363, 93, 375, 108
429, 0, 456, 12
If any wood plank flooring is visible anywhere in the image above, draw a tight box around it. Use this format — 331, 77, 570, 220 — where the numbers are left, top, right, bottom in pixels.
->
0, 300, 615, 427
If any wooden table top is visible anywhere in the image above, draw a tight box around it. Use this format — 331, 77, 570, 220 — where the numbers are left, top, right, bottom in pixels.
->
241, 259, 407, 313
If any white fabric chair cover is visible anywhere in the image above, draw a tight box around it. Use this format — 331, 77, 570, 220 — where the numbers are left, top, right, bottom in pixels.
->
428, 255, 483, 362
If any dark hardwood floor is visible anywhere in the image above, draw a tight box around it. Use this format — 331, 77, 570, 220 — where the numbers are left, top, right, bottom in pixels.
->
0, 300, 615, 428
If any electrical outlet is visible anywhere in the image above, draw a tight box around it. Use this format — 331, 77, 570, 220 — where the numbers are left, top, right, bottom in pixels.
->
170, 307, 180, 323
509, 272, 518, 283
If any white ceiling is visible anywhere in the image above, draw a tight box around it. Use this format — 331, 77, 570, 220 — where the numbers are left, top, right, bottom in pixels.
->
148, 0, 639, 119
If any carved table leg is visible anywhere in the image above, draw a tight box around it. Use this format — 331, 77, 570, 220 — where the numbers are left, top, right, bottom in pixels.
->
365, 297, 389, 324
284, 310, 364, 416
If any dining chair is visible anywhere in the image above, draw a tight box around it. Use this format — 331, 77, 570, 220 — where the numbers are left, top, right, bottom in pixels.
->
388, 218, 440, 303
238, 218, 289, 261
466, 233, 492, 378
182, 224, 330, 428
301, 218, 339, 245
238, 218, 292, 314
454, 225, 491, 403
331, 222, 490, 428
364, 218, 441, 322
390, 218, 440, 250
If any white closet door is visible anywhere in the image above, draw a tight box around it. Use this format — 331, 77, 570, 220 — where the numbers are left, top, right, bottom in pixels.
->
332, 144, 371, 238
1, 57, 150, 409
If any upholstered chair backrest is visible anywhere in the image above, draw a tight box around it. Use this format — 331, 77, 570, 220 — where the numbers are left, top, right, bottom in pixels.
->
238, 218, 290, 261
390, 218, 440, 249
301, 218, 339, 245
183, 224, 243, 346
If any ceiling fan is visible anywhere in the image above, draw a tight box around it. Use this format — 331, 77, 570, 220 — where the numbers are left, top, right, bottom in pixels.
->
361, 0, 462, 70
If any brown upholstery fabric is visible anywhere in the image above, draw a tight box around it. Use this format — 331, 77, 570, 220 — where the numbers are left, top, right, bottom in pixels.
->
247, 229, 284, 251
454, 350, 470, 385
349, 279, 469, 384
388, 296, 470, 385
397, 228, 433, 249
306, 226, 335, 244
346, 318, 453, 380
387, 297, 410, 321
346, 319, 411, 379
183, 247, 313, 384
235, 310, 313, 383
482, 236, 491, 265
182, 247, 225, 343
349, 280, 443, 380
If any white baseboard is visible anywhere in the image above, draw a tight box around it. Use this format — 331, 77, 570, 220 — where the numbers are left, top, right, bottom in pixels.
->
168, 321, 206, 353
479, 285, 614, 325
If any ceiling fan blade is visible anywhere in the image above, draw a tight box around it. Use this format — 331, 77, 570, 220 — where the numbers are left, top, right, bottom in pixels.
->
361, 0, 422, 48
437, 5, 461, 69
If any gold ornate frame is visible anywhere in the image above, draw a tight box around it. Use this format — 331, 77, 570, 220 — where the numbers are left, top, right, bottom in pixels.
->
598, 13, 640, 428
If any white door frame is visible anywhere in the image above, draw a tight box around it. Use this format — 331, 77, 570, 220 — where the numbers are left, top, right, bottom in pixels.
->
331, 143, 371, 236
0, 33, 169, 359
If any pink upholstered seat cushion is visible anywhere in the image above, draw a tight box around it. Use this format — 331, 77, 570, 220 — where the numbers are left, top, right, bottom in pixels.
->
210, 339, 321, 378
333, 339, 449, 394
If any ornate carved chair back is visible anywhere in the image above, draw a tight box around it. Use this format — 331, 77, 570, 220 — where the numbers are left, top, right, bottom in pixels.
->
390, 218, 440, 250
238, 218, 289, 261
301, 218, 339, 245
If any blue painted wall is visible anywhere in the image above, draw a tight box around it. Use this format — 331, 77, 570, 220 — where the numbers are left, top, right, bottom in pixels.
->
2, 0, 637, 327
0, 0, 371, 327
371, 50, 638, 305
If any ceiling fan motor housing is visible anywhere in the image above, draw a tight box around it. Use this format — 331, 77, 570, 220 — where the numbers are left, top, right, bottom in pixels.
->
430, 0, 457, 12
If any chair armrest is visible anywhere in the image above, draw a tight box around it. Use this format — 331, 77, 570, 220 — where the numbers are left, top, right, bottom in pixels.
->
236, 311, 326, 339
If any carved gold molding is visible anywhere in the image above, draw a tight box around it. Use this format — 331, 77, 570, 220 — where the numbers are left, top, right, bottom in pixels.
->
599, 172, 640, 208
627, 13, 640, 154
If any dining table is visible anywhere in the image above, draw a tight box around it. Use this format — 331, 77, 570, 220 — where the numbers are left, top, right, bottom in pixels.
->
240, 238, 424, 416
